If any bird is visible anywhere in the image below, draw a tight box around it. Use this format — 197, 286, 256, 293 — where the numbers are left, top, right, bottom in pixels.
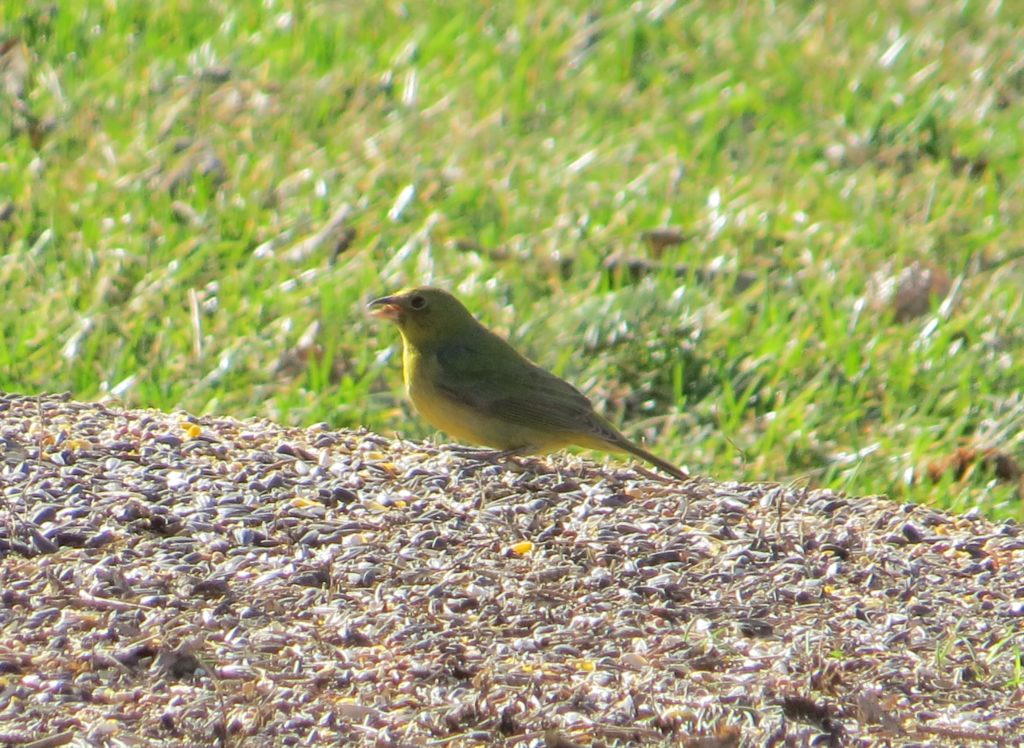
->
368, 286, 688, 480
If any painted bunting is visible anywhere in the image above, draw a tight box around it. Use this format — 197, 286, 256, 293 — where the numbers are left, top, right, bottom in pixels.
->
368, 286, 688, 481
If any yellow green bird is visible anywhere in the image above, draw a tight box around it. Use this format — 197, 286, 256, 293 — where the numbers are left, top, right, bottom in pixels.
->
368, 286, 688, 481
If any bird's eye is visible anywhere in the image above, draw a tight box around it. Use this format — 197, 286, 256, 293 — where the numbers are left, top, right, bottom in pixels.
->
409, 295, 427, 310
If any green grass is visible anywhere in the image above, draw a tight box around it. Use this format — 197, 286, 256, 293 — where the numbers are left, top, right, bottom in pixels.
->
2, 0, 1023, 518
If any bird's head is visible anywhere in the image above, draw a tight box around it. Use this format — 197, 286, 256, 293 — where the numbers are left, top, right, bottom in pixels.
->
368, 286, 477, 348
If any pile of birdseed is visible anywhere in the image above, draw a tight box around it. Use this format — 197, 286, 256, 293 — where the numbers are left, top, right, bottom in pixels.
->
0, 391, 1022, 747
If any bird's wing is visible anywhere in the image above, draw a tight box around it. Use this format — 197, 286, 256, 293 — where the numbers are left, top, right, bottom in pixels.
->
433, 339, 622, 441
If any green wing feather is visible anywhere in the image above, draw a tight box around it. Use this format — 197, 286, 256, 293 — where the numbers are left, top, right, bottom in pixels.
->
432, 337, 623, 444
430, 333, 688, 480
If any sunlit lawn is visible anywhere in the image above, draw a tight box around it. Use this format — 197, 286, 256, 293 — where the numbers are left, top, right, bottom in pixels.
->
2, 0, 1022, 517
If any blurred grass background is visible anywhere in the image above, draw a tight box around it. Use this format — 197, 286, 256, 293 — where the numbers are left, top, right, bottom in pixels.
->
1, 0, 1022, 518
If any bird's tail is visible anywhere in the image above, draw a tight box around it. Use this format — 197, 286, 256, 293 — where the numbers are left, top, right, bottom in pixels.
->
619, 439, 689, 481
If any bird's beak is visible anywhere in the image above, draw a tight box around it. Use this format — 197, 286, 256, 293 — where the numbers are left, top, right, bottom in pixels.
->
368, 295, 402, 322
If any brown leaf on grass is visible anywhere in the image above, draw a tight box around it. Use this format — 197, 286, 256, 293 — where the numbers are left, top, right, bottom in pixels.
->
927, 446, 1022, 485
641, 227, 691, 257
869, 260, 953, 322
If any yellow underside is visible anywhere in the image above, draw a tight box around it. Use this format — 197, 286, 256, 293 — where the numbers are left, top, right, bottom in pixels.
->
402, 340, 618, 453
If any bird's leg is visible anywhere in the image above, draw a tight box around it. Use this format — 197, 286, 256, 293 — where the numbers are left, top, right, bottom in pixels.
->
445, 444, 507, 455
447, 444, 547, 473
444, 444, 533, 459
489, 447, 552, 474
488, 447, 535, 460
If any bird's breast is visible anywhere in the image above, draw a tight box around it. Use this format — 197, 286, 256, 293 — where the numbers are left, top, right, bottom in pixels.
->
401, 341, 565, 451
402, 343, 486, 445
